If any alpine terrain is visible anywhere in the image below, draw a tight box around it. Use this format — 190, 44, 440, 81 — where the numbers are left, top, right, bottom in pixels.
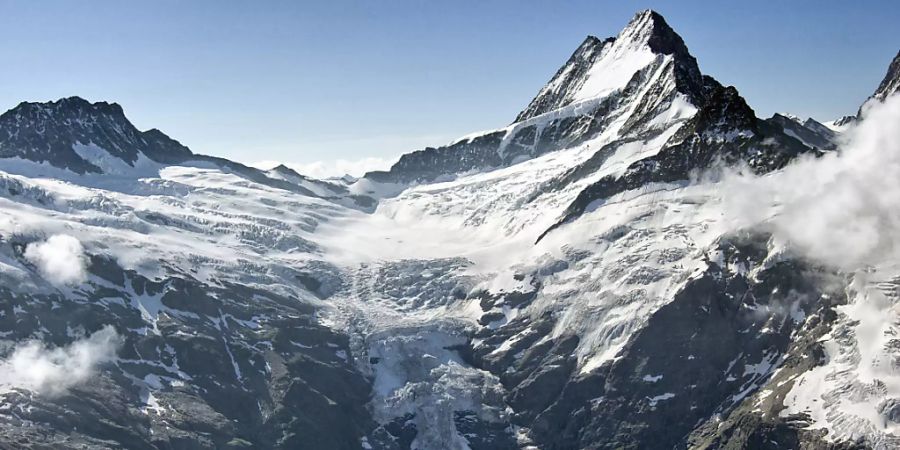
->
0, 9, 899, 450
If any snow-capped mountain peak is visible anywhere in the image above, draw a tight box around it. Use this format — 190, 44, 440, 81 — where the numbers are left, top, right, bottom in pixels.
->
515, 9, 707, 122
9, 96, 127, 121
775, 112, 803, 123
618, 9, 683, 53
0, 96, 192, 174
367, 10, 723, 186
825, 115, 857, 132
767, 113, 838, 150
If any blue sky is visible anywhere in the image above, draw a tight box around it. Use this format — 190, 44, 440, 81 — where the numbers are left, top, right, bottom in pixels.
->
0, 1, 897, 175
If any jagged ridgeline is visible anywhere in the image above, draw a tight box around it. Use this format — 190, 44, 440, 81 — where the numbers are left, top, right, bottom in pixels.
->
0, 8, 898, 450
363, 11, 829, 188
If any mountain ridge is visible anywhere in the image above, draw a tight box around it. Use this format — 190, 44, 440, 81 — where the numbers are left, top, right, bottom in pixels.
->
0, 96, 193, 174
0, 96, 380, 209
363, 9, 722, 186
873, 50, 900, 101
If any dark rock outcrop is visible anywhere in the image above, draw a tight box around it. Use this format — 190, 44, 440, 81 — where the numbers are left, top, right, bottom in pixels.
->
872, 50, 900, 102
0, 97, 192, 174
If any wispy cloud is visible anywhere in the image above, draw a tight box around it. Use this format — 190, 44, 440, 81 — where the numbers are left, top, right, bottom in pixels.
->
720, 93, 900, 271
0, 326, 122, 396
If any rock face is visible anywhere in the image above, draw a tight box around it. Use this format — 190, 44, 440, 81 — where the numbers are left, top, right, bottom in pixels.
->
0, 97, 193, 174
872, 50, 900, 102
516, 10, 710, 122
1, 8, 899, 450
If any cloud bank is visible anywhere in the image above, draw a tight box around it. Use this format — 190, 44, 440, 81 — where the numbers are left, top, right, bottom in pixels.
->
24, 234, 88, 286
0, 326, 122, 396
721, 94, 900, 271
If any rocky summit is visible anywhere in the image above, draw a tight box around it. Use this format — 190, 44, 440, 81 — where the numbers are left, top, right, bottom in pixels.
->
0, 8, 899, 450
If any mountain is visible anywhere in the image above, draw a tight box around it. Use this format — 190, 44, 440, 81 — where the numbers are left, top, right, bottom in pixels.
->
364, 10, 721, 186
266, 164, 348, 196
766, 113, 837, 150
1, 9, 900, 450
872, 50, 900, 102
514, 10, 710, 122
0, 96, 376, 209
845, 49, 900, 121
537, 87, 808, 240
0, 97, 192, 174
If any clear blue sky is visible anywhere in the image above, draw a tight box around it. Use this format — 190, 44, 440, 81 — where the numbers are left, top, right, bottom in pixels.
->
0, 0, 897, 173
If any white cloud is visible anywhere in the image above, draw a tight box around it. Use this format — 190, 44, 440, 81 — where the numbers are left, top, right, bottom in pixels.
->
0, 326, 122, 396
252, 155, 399, 179
24, 234, 88, 286
719, 93, 900, 271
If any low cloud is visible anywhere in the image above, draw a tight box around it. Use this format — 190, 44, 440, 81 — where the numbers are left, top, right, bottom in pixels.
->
720, 94, 900, 271
24, 234, 88, 286
0, 326, 122, 396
